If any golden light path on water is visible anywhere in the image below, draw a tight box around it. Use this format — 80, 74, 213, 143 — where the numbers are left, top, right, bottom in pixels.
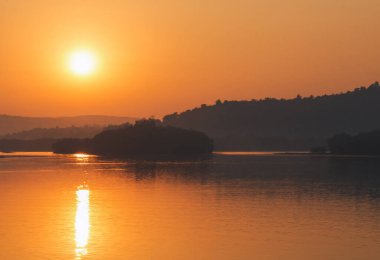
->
75, 185, 90, 259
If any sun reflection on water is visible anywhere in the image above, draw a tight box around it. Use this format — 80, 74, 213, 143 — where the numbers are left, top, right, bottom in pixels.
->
74, 153, 90, 165
74, 153, 90, 159
75, 185, 90, 259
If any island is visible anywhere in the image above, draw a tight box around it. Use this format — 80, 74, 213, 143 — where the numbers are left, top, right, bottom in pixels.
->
327, 130, 380, 155
52, 119, 214, 158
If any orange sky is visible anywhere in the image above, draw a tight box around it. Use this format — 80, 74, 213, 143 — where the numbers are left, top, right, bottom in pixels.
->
1, 0, 380, 118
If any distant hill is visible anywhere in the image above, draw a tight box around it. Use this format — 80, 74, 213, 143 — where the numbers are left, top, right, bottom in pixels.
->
0, 115, 137, 135
0, 126, 103, 140
163, 82, 380, 151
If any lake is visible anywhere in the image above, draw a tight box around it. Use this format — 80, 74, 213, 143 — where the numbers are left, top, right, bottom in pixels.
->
0, 152, 380, 259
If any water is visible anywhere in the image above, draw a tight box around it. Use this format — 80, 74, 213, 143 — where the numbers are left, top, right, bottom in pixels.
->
0, 152, 380, 259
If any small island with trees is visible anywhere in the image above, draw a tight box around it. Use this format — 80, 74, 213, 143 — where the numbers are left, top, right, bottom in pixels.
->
308, 130, 380, 156
327, 130, 380, 155
52, 119, 214, 159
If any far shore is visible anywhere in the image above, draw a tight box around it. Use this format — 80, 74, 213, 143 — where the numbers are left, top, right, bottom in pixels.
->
3, 150, 380, 159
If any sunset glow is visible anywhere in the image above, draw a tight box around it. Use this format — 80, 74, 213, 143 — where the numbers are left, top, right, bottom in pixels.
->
1, 1, 380, 117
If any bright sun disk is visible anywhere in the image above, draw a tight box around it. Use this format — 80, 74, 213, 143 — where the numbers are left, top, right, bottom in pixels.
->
69, 51, 96, 76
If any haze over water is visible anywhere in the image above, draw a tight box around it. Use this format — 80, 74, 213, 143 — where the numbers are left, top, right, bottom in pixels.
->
0, 152, 380, 259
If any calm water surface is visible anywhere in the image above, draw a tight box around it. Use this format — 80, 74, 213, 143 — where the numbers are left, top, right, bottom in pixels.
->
0, 152, 380, 259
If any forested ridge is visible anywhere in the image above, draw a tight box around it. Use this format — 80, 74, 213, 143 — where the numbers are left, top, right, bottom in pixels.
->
164, 82, 380, 150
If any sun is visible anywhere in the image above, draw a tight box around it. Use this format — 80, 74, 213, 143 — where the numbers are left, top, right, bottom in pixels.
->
69, 51, 97, 76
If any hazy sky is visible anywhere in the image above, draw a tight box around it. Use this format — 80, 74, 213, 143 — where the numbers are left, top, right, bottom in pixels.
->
1, 0, 380, 117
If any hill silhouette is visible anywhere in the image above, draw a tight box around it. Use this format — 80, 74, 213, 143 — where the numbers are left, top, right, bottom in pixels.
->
163, 82, 380, 150
53, 119, 213, 158
0, 115, 137, 135
0, 126, 103, 140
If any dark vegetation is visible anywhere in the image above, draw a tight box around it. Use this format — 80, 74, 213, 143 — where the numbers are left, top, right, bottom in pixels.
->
164, 82, 380, 151
53, 119, 214, 158
328, 130, 380, 155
